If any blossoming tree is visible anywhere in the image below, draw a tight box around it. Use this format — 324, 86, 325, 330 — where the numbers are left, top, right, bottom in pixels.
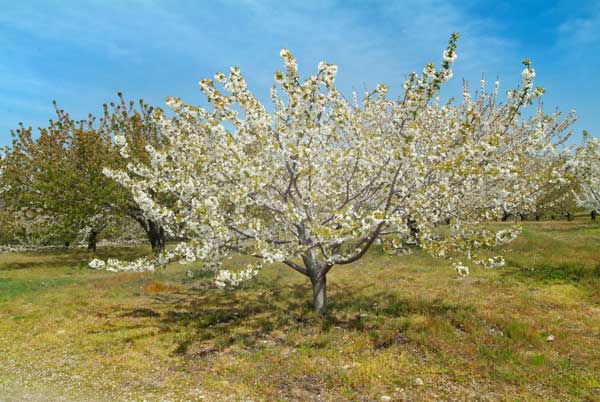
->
100, 94, 170, 254
97, 34, 573, 313
575, 132, 600, 216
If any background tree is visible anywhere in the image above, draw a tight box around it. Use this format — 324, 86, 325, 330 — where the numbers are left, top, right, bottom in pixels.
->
444, 81, 576, 224
513, 150, 580, 221
99, 93, 170, 254
94, 36, 572, 314
533, 177, 581, 221
575, 131, 600, 217
0, 106, 123, 250
0, 96, 171, 253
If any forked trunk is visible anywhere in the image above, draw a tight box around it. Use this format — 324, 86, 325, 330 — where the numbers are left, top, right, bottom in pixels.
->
302, 252, 330, 314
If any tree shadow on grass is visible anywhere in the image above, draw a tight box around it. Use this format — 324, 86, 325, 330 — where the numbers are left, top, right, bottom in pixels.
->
0, 257, 86, 271
116, 280, 477, 357
121, 307, 162, 318
0, 247, 148, 271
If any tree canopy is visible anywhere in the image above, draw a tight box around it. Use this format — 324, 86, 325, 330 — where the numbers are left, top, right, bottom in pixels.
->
91, 34, 576, 313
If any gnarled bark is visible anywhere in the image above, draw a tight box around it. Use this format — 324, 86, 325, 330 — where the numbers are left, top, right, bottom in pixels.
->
127, 207, 166, 255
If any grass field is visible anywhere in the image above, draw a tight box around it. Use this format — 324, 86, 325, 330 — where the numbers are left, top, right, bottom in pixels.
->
1, 220, 600, 401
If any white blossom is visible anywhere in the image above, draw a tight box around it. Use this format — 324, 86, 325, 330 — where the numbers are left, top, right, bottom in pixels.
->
443, 49, 457, 63
114, 134, 127, 147
575, 135, 600, 212
89, 259, 106, 269
453, 263, 470, 277
90, 34, 575, 311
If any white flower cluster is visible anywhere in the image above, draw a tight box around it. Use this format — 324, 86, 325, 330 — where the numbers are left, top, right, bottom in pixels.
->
575, 136, 600, 212
521, 67, 535, 89
214, 265, 261, 288
475, 256, 506, 269
89, 257, 156, 272
495, 229, 521, 246
114, 134, 127, 147
88, 258, 105, 269
443, 49, 458, 63
453, 263, 470, 277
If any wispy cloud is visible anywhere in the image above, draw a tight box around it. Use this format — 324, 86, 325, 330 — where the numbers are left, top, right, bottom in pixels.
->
0, 0, 597, 145
559, 15, 600, 44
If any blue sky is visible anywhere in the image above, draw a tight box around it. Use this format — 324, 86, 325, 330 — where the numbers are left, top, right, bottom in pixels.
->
1, 0, 599, 146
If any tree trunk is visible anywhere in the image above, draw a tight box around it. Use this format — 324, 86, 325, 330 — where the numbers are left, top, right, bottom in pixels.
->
566, 212, 574, 221
148, 220, 166, 255
520, 213, 528, 221
87, 231, 98, 253
501, 211, 510, 222
407, 216, 419, 244
311, 274, 327, 314
128, 208, 166, 255
592, 210, 597, 221
302, 252, 329, 314
535, 214, 541, 221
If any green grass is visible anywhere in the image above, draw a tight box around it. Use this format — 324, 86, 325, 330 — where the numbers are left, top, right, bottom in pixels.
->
1, 221, 600, 401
